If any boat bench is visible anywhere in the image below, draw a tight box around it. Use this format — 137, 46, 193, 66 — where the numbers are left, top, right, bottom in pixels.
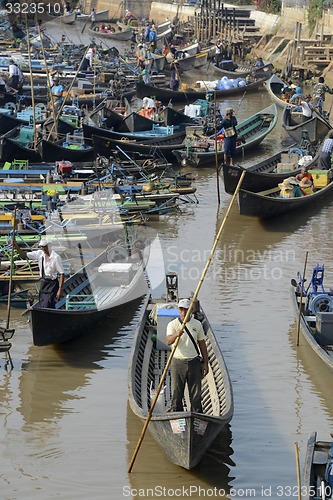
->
259, 187, 279, 196
239, 120, 262, 137
65, 294, 96, 310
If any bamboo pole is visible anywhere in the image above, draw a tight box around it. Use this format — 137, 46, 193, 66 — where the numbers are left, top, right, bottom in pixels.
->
37, 19, 58, 139
6, 206, 17, 330
128, 170, 246, 473
294, 442, 301, 500
296, 251, 308, 346
24, 15, 37, 147
46, 46, 90, 141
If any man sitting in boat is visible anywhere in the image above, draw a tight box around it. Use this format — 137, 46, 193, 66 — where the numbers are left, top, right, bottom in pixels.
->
255, 56, 264, 68
289, 86, 304, 106
139, 96, 157, 119
166, 298, 209, 413
14, 238, 64, 309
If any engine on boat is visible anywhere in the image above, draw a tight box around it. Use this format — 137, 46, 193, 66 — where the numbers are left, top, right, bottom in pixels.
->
307, 293, 333, 315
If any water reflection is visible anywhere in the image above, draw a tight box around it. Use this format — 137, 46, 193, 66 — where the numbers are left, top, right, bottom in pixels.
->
17, 298, 146, 429
126, 404, 235, 497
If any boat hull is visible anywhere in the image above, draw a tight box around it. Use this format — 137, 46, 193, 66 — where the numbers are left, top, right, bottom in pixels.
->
135, 78, 266, 103
128, 294, 233, 469
282, 106, 332, 143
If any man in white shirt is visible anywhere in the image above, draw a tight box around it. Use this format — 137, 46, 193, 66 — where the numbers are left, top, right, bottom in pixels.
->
7, 58, 24, 90
166, 298, 209, 412
14, 238, 64, 308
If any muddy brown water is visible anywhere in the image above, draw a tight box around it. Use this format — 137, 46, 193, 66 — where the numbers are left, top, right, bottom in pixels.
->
1, 19, 333, 500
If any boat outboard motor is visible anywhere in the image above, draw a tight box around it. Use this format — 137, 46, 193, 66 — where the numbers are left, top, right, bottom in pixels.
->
307, 294, 333, 315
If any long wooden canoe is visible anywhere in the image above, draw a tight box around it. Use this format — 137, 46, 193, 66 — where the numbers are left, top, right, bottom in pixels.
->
88, 27, 133, 41
291, 264, 333, 371
302, 431, 333, 500
282, 106, 332, 143
238, 173, 333, 218
135, 77, 267, 103
28, 243, 148, 346
173, 104, 278, 168
128, 276, 233, 469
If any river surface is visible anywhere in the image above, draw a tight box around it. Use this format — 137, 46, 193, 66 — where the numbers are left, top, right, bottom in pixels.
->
1, 19, 333, 500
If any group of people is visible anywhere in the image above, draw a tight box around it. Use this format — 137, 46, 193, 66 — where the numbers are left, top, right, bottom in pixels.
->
281, 76, 333, 117
278, 167, 315, 198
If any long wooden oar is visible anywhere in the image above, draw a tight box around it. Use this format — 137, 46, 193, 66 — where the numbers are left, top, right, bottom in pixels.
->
128, 169, 246, 473
296, 251, 308, 346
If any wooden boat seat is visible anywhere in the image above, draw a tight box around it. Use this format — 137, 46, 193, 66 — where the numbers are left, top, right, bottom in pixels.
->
259, 187, 279, 196
304, 315, 316, 322
313, 450, 329, 465
65, 294, 96, 310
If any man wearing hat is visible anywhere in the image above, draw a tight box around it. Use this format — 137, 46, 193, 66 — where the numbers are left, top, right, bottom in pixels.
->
166, 298, 209, 412
220, 107, 238, 166
14, 238, 64, 308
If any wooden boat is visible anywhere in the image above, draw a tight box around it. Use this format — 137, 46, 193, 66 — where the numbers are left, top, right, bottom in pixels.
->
173, 104, 278, 168
88, 27, 133, 41
37, 138, 94, 163
27, 242, 148, 346
221, 147, 318, 194
76, 9, 109, 22
291, 264, 333, 372
128, 274, 233, 469
238, 169, 333, 218
61, 11, 77, 24
282, 106, 332, 143
1, 127, 42, 163
92, 131, 186, 163
264, 74, 289, 108
302, 431, 333, 499
135, 77, 267, 103
213, 62, 273, 80
151, 54, 166, 73
194, 51, 208, 68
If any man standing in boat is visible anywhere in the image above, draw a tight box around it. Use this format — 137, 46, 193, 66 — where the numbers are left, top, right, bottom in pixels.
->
220, 107, 238, 167
14, 238, 64, 308
166, 298, 209, 412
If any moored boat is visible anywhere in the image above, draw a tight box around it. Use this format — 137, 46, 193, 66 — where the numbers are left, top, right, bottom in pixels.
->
238, 168, 333, 218
213, 62, 273, 80
264, 73, 289, 108
222, 145, 318, 194
282, 106, 332, 143
135, 77, 267, 103
88, 27, 133, 41
173, 104, 278, 168
61, 11, 77, 24
27, 241, 149, 346
302, 431, 333, 500
128, 273, 233, 469
291, 264, 333, 371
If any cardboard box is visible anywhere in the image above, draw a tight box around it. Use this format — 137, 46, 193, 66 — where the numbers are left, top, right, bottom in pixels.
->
309, 169, 330, 187
275, 162, 296, 173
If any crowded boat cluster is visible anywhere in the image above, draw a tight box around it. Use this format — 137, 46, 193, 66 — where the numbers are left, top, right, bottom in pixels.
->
1, 2, 333, 482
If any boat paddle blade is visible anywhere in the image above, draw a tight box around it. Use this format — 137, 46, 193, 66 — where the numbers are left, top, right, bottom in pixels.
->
291, 279, 298, 287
